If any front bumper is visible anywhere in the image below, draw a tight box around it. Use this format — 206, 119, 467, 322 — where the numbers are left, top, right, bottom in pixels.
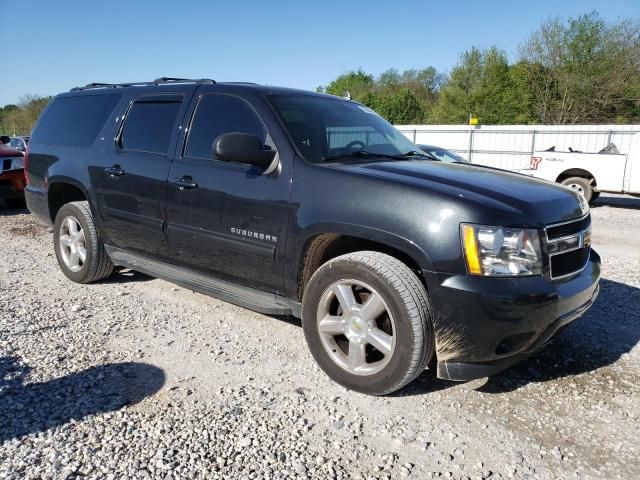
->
427, 249, 601, 381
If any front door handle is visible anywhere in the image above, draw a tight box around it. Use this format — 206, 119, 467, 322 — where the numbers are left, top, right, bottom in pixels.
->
171, 176, 199, 190
105, 165, 125, 177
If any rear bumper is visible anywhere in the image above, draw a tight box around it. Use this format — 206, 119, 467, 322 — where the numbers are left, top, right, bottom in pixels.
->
0, 170, 26, 198
25, 186, 52, 225
427, 249, 601, 381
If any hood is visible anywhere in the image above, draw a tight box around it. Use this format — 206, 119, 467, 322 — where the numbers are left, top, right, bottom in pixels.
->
0, 146, 24, 158
331, 160, 587, 226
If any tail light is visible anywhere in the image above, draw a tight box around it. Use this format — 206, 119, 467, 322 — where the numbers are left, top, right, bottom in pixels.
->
23, 145, 29, 184
529, 156, 541, 170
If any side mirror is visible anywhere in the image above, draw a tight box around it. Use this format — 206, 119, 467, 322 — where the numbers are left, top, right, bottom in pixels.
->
213, 132, 276, 170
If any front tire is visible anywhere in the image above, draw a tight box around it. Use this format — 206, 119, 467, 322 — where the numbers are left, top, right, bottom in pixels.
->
53, 201, 114, 283
302, 251, 434, 395
561, 176, 593, 203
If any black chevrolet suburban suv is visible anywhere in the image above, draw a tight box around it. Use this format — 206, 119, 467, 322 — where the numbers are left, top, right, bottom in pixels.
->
26, 78, 600, 395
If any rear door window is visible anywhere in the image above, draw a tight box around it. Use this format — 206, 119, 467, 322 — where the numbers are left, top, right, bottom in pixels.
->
184, 94, 266, 159
119, 95, 183, 155
31, 94, 120, 147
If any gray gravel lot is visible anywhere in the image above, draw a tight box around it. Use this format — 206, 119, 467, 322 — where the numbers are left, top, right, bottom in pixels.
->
1, 195, 639, 479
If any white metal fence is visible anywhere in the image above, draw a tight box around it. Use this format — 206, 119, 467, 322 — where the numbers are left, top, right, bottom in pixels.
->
396, 124, 640, 170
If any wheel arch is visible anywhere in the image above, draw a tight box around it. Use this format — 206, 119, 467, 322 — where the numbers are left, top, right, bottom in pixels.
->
556, 168, 597, 187
47, 176, 91, 223
295, 226, 432, 302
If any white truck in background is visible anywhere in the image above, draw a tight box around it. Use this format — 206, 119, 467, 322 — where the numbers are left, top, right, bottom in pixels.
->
518, 133, 640, 204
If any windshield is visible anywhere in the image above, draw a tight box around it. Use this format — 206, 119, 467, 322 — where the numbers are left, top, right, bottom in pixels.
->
268, 94, 419, 163
9, 138, 24, 150
420, 146, 468, 163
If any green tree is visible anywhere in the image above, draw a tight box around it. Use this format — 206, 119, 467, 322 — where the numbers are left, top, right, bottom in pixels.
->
518, 12, 640, 123
319, 67, 442, 123
377, 67, 443, 121
431, 47, 528, 124
318, 69, 375, 100
0, 96, 51, 135
375, 88, 426, 124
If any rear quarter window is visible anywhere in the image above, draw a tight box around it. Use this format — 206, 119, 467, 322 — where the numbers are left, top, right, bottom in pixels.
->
31, 94, 121, 147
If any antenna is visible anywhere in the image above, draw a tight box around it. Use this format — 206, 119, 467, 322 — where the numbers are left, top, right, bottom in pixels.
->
343, 90, 352, 100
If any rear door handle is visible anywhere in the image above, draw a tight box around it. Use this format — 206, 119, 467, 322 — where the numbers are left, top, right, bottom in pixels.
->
171, 176, 199, 190
105, 165, 125, 177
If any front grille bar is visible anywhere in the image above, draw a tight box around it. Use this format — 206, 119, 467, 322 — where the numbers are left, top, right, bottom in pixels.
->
544, 214, 592, 280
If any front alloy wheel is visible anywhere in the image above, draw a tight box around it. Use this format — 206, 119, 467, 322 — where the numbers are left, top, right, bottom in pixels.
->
303, 251, 434, 395
317, 279, 396, 376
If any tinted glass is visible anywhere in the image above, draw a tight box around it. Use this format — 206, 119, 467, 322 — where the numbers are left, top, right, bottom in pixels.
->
31, 94, 120, 147
121, 98, 182, 154
422, 146, 468, 163
327, 126, 386, 149
9, 138, 24, 150
267, 94, 418, 163
185, 94, 266, 159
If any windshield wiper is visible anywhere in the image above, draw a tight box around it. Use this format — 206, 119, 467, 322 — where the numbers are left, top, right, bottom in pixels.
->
401, 150, 439, 161
322, 150, 406, 163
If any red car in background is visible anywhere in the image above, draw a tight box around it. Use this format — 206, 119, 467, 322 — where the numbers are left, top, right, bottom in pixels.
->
0, 141, 27, 208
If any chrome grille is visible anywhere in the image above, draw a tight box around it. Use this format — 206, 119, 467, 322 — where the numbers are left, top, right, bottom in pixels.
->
545, 214, 591, 280
546, 215, 591, 240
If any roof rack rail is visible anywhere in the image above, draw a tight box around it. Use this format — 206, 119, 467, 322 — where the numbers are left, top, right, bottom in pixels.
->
70, 77, 216, 92
153, 77, 216, 84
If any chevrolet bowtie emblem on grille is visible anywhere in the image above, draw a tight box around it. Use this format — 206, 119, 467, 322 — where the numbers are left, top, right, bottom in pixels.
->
230, 227, 277, 243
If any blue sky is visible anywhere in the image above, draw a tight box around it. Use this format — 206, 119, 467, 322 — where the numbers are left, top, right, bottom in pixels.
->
0, 0, 638, 105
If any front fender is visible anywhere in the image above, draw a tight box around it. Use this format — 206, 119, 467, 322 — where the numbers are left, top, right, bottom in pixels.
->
283, 221, 434, 299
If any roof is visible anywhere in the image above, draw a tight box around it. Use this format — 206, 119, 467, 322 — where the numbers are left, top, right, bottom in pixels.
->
67, 77, 342, 100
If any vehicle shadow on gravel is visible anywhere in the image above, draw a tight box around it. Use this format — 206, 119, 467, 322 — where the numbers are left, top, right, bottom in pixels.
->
0, 357, 165, 442
0, 205, 29, 216
102, 267, 153, 284
592, 195, 640, 210
477, 278, 640, 394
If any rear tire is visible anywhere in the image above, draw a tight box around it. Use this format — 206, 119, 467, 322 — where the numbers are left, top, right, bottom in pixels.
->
53, 201, 114, 283
302, 251, 434, 395
561, 176, 593, 203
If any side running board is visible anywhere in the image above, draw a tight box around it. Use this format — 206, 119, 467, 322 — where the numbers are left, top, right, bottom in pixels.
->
105, 246, 300, 317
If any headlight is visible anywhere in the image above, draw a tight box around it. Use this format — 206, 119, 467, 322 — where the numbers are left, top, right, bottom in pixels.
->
461, 224, 542, 276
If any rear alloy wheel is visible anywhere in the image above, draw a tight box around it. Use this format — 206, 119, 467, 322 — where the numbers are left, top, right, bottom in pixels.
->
302, 251, 434, 395
53, 201, 114, 283
561, 176, 593, 204
58, 216, 87, 273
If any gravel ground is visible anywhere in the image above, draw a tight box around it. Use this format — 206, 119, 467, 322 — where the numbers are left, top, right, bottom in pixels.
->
1, 195, 639, 480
